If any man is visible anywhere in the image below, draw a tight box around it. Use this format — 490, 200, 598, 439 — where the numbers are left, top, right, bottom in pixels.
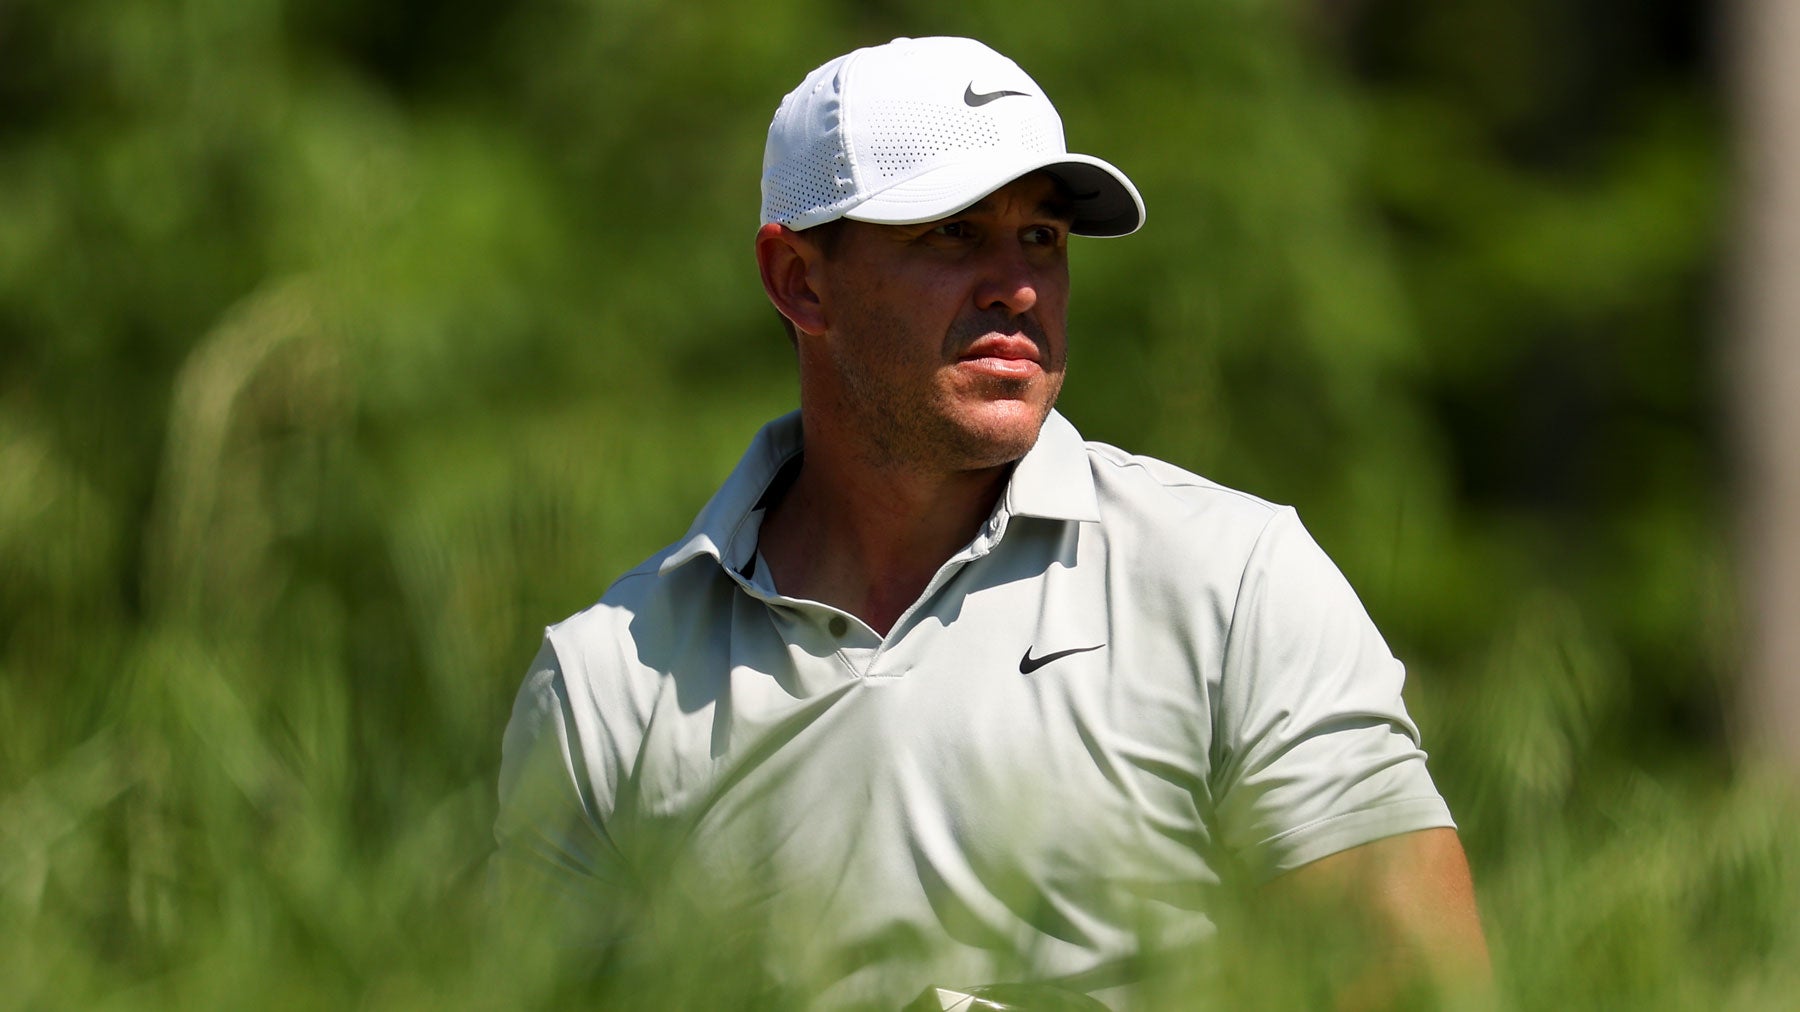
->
495, 36, 1487, 1009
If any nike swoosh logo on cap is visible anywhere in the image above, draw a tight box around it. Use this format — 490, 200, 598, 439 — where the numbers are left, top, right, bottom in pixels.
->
1019, 643, 1105, 674
964, 83, 1030, 107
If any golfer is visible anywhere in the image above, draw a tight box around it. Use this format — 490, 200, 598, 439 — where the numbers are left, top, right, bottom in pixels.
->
495, 35, 1488, 1008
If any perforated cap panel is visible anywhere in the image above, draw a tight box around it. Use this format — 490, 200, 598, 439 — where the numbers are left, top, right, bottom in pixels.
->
864, 101, 1002, 180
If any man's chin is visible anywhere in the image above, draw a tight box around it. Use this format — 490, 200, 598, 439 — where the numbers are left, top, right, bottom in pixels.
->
943, 401, 1052, 470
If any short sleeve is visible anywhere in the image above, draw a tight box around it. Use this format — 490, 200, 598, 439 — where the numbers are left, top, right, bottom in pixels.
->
1209, 509, 1453, 880
491, 638, 635, 945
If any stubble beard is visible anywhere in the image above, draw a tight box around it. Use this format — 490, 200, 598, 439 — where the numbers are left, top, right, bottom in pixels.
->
834, 310, 1064, 475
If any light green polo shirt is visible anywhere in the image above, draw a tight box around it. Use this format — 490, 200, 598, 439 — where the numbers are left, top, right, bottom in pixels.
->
494, 409, 1453, 1004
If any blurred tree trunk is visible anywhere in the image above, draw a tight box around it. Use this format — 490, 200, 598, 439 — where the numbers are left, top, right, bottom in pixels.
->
1731, 0, 1800, 771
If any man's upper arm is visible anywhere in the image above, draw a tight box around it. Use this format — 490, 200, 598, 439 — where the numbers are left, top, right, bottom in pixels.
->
1210, 509, 1455, 878
1202, 512, 1487, 1000
491, 638, 634, 943
1267, 828, 1491, 1006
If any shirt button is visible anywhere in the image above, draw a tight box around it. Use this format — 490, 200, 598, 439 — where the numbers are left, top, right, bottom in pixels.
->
828, 616, 849, 637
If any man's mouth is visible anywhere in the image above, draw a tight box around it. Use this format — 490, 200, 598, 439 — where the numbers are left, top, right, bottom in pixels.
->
957, 334, 1042, 365
955, 336, 1043, 382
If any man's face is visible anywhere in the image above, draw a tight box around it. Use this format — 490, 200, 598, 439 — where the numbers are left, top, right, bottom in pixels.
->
803, 173, 1073, 473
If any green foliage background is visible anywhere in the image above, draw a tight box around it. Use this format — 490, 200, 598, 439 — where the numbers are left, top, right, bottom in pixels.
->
3, 0, 1791, 1007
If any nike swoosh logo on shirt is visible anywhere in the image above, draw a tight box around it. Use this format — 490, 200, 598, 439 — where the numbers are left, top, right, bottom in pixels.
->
964, 84, 1030, 107
1019, 643, 1105, 674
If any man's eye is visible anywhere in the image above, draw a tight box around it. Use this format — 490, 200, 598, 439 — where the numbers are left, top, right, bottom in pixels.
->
932, 221, 974, 239
1024, 225, 1063, 246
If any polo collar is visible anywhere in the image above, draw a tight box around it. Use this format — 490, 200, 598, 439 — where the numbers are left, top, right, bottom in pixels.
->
1003, 409, 1102, 524
660, 408, 1099, 578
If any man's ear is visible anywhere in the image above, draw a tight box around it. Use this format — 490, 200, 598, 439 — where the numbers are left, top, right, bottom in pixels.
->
755, 223, 829, 337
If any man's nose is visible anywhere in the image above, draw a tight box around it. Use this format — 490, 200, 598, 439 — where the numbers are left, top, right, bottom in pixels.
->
973, 239, 1040, 316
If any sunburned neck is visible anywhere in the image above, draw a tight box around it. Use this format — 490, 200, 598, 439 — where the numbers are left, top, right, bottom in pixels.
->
756, 444, 1012, 636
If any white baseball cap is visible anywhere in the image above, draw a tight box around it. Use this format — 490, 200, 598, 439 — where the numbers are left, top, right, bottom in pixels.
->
761, 37, 1145, 237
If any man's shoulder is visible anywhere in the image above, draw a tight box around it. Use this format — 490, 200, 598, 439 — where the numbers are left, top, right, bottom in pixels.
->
546, 539, 713, 651
1079, 439, 1289, 532
1056, 439, 1305, 604
540, 411, 797, 666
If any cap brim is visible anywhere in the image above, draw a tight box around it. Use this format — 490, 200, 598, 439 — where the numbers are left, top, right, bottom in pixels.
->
843, 151, 1145, 237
